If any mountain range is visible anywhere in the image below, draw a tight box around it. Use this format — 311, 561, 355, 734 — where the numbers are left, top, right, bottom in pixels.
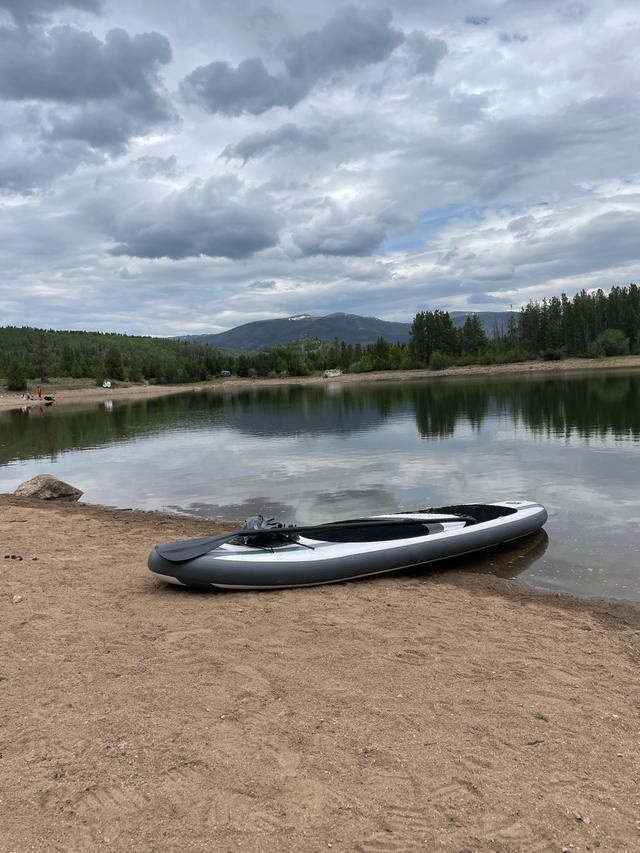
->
178, 312, 513, 351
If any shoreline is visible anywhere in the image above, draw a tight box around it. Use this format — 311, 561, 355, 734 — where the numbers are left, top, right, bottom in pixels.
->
2, 353, 640, 412
2, 494, 639, 851
4, 493, 639, 614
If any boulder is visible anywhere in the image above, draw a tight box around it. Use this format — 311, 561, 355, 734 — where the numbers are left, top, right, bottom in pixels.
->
14, 474, 83, 502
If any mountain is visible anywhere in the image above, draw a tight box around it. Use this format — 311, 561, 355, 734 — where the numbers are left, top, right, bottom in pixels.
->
179, 313, 412, 349
179, 311, 514, 351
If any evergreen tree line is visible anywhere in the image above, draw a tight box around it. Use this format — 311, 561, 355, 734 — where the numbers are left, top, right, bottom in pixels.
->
0, 326, 389, 389
0, 328, 227, 390
1, 285, 639, 390
408, 284, 640, 369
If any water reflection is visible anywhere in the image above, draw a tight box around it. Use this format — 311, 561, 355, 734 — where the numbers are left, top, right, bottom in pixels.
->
0, 372, 639, 601
2, 373, 640, 469
403, 529, 550, 582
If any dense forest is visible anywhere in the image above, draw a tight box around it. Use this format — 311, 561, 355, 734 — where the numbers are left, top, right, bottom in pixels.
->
1, 285, 639, 390
407, 284, 640, 368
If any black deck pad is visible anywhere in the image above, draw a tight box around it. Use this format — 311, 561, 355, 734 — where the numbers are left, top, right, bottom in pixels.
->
310, 522, 435, 543
427, 504, 516, 523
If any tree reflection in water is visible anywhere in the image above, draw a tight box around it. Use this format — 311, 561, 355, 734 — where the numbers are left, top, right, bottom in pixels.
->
1, 372, 639, 468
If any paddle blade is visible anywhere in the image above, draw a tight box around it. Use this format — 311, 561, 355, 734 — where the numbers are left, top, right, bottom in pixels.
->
155, 533, 237, 562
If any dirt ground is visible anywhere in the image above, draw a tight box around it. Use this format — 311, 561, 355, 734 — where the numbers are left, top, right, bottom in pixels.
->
1, 495, 639, 852
2, 354, 640, 412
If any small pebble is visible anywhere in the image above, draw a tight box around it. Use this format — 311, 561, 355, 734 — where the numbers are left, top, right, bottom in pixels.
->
11, 595, 23, 604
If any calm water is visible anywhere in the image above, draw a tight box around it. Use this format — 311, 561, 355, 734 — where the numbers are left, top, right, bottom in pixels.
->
1, 372, 639, 601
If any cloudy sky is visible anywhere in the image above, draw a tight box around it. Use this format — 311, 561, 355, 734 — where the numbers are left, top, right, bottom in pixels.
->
1, 0, 640, 335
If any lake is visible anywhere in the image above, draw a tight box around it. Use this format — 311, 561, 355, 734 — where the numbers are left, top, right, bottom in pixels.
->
1, 371, 639, 602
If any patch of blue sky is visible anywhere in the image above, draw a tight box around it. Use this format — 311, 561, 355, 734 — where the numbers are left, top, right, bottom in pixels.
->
380, 201, 539, 257
380, 204, 492, 256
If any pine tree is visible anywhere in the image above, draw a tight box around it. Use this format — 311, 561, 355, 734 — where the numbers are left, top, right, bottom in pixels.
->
6, 358, 28, 391
461, 314, 488, 354
409, 312, 428, 365
104, 346, 125, 381
59, 343, 76, 376
34, 331, 50, 382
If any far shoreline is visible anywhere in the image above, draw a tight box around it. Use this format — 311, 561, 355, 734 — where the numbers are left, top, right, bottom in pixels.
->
2, 352, 640, 412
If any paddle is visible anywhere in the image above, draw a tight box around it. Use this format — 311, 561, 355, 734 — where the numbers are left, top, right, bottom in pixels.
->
155, 515, 473, 563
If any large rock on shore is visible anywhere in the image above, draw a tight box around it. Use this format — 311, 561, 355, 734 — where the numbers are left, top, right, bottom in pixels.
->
14, 474, 83, 502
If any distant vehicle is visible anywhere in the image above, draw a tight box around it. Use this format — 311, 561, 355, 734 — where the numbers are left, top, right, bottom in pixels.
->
102, 380, 112, 388
220, 370, 231, 377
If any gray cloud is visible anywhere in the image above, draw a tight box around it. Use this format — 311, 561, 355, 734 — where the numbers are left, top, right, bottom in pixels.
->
0, 138, 101, 193
407, 94, 640, 202
0, 23, 174, 186
281, 5, 403, 81
507, 215, 535, 234
292, 202, 403, 257
294, 221, 387, 256
466, 15, 489, 26
437, 93, 489, 125
221, 112, 395, 172
404, 31, 447, 76
0, 104, 106, 193
499, 31, 528, 43
180, 5, 408, 116
250, 279, 277, 291
45, 95, 174, 154
222, 122, 330, 163
0, 0, 102, 24
0, 26, 171, 103
560, 3, 590, 22
515, 210, 640, 275
106, 178, 280, 260
133, 154, 179, 179
180, 57, 304, 116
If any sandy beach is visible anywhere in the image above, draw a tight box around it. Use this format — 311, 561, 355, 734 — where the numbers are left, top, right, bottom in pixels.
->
2, 354, 640, 413
1, 494, 638, 851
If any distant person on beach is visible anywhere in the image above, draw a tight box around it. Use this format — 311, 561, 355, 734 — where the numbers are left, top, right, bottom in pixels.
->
36, 386, 42, 399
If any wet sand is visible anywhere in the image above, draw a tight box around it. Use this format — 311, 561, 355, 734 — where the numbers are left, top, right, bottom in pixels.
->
1, 495, 639, 851
2, 353, 640, 412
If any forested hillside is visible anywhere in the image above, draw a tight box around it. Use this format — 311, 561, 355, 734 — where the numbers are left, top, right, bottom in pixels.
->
0, 328, 226, 388
1, 285, 638, 390
0, 326, 369, 389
